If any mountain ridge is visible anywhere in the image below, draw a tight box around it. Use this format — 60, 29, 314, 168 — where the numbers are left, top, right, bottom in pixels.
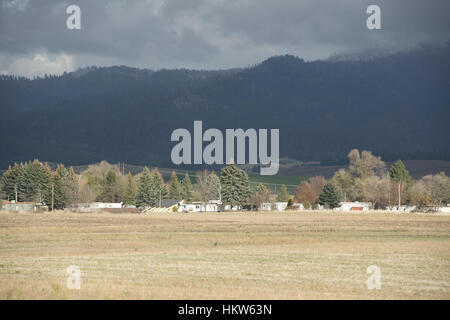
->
0, 45, 449, 169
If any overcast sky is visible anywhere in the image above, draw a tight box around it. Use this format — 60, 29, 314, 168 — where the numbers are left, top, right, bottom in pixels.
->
0, 0, 449, 77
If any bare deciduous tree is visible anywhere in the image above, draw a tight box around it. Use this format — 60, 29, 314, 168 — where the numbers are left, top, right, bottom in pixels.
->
411, 172, 450, 208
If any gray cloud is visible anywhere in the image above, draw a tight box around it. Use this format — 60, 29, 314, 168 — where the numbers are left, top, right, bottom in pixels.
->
0, 0, 449, 77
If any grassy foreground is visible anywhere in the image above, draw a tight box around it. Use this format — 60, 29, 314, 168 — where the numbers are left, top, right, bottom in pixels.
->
0, 210, 449, 299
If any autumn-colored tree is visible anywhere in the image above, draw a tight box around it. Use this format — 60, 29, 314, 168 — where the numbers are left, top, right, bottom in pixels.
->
348, 149, 386, 179
309, 176, 326, 196
411, 172, 450, 208
362, 175, 391, 209
331, 169, 353, 202
63, 167, 81, 205
81, 161, 121, 202
249, 183, 269, 210
294, 181, 317, 208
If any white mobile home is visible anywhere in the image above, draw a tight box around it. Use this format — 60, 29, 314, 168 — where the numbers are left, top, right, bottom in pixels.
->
260, 202, 288, 211
178, 200, 221, 212
338, 202, 371, 211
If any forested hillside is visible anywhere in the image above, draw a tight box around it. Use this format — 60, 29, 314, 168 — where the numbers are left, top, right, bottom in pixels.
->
1, 45, 449, 168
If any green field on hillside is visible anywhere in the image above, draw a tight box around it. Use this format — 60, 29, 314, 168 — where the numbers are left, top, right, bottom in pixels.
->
248, 174, 306, 191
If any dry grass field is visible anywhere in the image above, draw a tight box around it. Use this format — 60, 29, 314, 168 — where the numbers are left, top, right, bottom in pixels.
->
0, 210, 449, 300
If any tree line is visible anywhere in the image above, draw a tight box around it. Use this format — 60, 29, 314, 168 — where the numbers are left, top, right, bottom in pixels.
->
295, 149, 450, 209
1, 149, 450, 211
0, 160, 251, 210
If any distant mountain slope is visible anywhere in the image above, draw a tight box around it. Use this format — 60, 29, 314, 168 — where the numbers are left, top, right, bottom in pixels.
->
0, 45, 449, 169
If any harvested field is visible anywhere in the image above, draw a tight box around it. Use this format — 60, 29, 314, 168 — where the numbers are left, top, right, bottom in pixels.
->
0, 211, 449, 299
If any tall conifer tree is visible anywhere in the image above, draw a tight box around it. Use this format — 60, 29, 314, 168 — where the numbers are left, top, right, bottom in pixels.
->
123, 173, 137, 206
168, 171, 182, 199
181, 173, 194, 202
219, 163, 250, 209
136, 167, 153, 207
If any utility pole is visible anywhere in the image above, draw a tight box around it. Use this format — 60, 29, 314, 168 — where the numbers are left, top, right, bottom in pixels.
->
387, 173, 391, 208
51, 182, 54, 212
159, 189, 162, 207
14, 185, 18, 202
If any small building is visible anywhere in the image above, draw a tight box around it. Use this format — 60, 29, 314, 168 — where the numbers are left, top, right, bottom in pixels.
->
291, 203, 304, 210
0, 200, 48, 212
272, 202, 288, 211
260, 202, 288, 211
178, 200, 221, 213
88, 202, 123, 209
385, 205, 416, 213
437, 205, 450, 213
205, 201, 220, 212
338, 201, 371, 211
160, 199, 182, 209
222, 204, 240, 211
68, 202, 139, 213
180, 202, 203, 212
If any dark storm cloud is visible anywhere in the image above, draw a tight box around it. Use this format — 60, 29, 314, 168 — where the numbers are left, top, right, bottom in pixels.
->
0, 0, 449, 76
0, 0, 217, 61
211, 0, 450, 51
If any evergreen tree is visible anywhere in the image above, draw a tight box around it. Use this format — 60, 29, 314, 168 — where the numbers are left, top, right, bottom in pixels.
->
319, 182, 341, 208
181, 173, 194, 202
151, 168, 168, 201
168, 171, 182, 199
56, 164, 68, 180
122, 173, 136, 206
18, 160, 51, 203
389, 160, 413, 207
49, 172, 67, 209
219, 163, 250, 209
136, 167, 153, 207
1, 163, 24, 201
256, 182, 269, 196
100, 169, 120, 202
277, 184, 290, 202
